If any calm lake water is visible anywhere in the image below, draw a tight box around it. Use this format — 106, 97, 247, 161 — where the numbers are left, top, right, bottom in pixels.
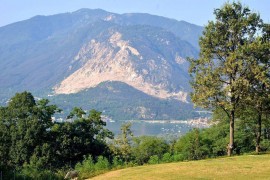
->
106, 120, 197, 138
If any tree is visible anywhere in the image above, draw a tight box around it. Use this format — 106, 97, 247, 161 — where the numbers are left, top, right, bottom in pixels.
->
110, 122, 133, 162
0, 92, 115, 178
0, 107, 11, 167
0, 92, 60, 168
174, 129, 210, 160
51, 108, 113, 167
188, 2, 264, 156
243, 24, 270, 153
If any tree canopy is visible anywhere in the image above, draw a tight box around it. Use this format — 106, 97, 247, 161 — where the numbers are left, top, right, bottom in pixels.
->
188, 2, 270, 155
0, 91, 113, 171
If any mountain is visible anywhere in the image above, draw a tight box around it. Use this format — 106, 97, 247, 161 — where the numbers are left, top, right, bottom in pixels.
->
113, 12, 203, 49
0, 9, 203, 120
51, 81, 196, 120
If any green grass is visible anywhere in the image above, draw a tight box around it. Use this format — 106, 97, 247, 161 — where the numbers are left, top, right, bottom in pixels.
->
88, 154, 270, 180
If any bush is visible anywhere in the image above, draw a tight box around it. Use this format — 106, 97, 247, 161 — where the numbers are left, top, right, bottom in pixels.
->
148, 155, 159, 164
161, 153, 172, 163
174, 129, 207, 160
75, 155, 111, 179
132, 136, 169, 165
94, 156, 110, 171
171, 153, 184, 162
260, 139, 270, 151
75, 155, 95, 178
19, 166, 63, 180
112, 157, 124, 169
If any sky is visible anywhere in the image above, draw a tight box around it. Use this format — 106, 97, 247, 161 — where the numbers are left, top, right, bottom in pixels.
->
0, 0, 269, 27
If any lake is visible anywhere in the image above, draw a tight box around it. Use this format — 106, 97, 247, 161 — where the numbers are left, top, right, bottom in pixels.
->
105, 120, 207, 138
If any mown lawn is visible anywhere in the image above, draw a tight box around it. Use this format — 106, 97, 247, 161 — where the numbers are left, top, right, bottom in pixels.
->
88, 154, 270, 180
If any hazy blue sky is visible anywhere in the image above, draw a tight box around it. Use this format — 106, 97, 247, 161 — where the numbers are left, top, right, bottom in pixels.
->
1, 0, 269, 27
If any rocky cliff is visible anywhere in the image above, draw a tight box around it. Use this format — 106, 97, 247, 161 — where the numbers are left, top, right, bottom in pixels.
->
0, 9, 202, 119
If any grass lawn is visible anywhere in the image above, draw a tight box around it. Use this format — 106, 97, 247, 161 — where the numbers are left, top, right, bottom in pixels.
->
88, 154, 270, 180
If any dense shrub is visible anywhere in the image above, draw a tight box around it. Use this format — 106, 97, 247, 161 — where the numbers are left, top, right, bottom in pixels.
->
174, 129, 209, 160
94, 156, 110, 171
112, 157, 124, 169
132, 136, 169, 165
75, 156, 95, 178
260, 139, 270, 152
161, 152, 172, 163
171, 153, 185, 162
148, 155, 159, 164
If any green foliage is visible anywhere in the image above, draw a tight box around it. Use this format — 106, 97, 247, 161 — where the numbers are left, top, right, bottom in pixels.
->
112, 157, 124, 169
188, 1, 269, 155
148, 155, 159, 164
132, 136, 169, 165
75, 155, 110, 179
1, 91, 270, 179
200, 124, 228, 156
174, 129, 209, 160
50, 108, 113, 167
76, 155, 95, 173
0, 91, 59, 168
75, 156, 95, 179
188, 2, 263, 111
171, 153, 184, 162
239, 22, 270, 153
161, 152, 172, 163
0, 92, 113, 179
94, 156, 110, 171
19, 164, 63, 180
260, 139, 270, 151
174, 114, 270, 159
110, 122, 133, 162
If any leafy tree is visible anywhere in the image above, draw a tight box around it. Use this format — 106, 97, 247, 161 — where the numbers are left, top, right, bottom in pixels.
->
0, 107, 11, 167
188, 2, 265, 155
203, 108, 230, 156
51, 108, 113, 167
0, 91, 114, 177
0, 92, 59, 168
241, 23, 270, 153
110, 122, 133, 162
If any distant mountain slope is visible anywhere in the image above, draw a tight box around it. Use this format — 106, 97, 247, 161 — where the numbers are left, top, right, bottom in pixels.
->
0, 9, 203, 120
54, 25, 197, 102
51, 81, 197, 120
0, 15, 113, 90
114, 13, 203, 49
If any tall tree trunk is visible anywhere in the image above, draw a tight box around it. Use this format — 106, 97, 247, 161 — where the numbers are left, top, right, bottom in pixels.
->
228, 110, 235, 156
256, 109, 262, 153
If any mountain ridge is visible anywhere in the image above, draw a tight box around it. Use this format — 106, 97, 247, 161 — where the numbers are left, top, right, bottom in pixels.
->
54, 26, 197, 102
0, 8, 203, 120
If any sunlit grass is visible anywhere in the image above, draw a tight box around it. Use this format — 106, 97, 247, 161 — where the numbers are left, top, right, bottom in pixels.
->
88, 154, 270, 180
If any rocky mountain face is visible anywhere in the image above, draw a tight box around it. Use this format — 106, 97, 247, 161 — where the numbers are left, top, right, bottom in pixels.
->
0, 9, 203, 120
